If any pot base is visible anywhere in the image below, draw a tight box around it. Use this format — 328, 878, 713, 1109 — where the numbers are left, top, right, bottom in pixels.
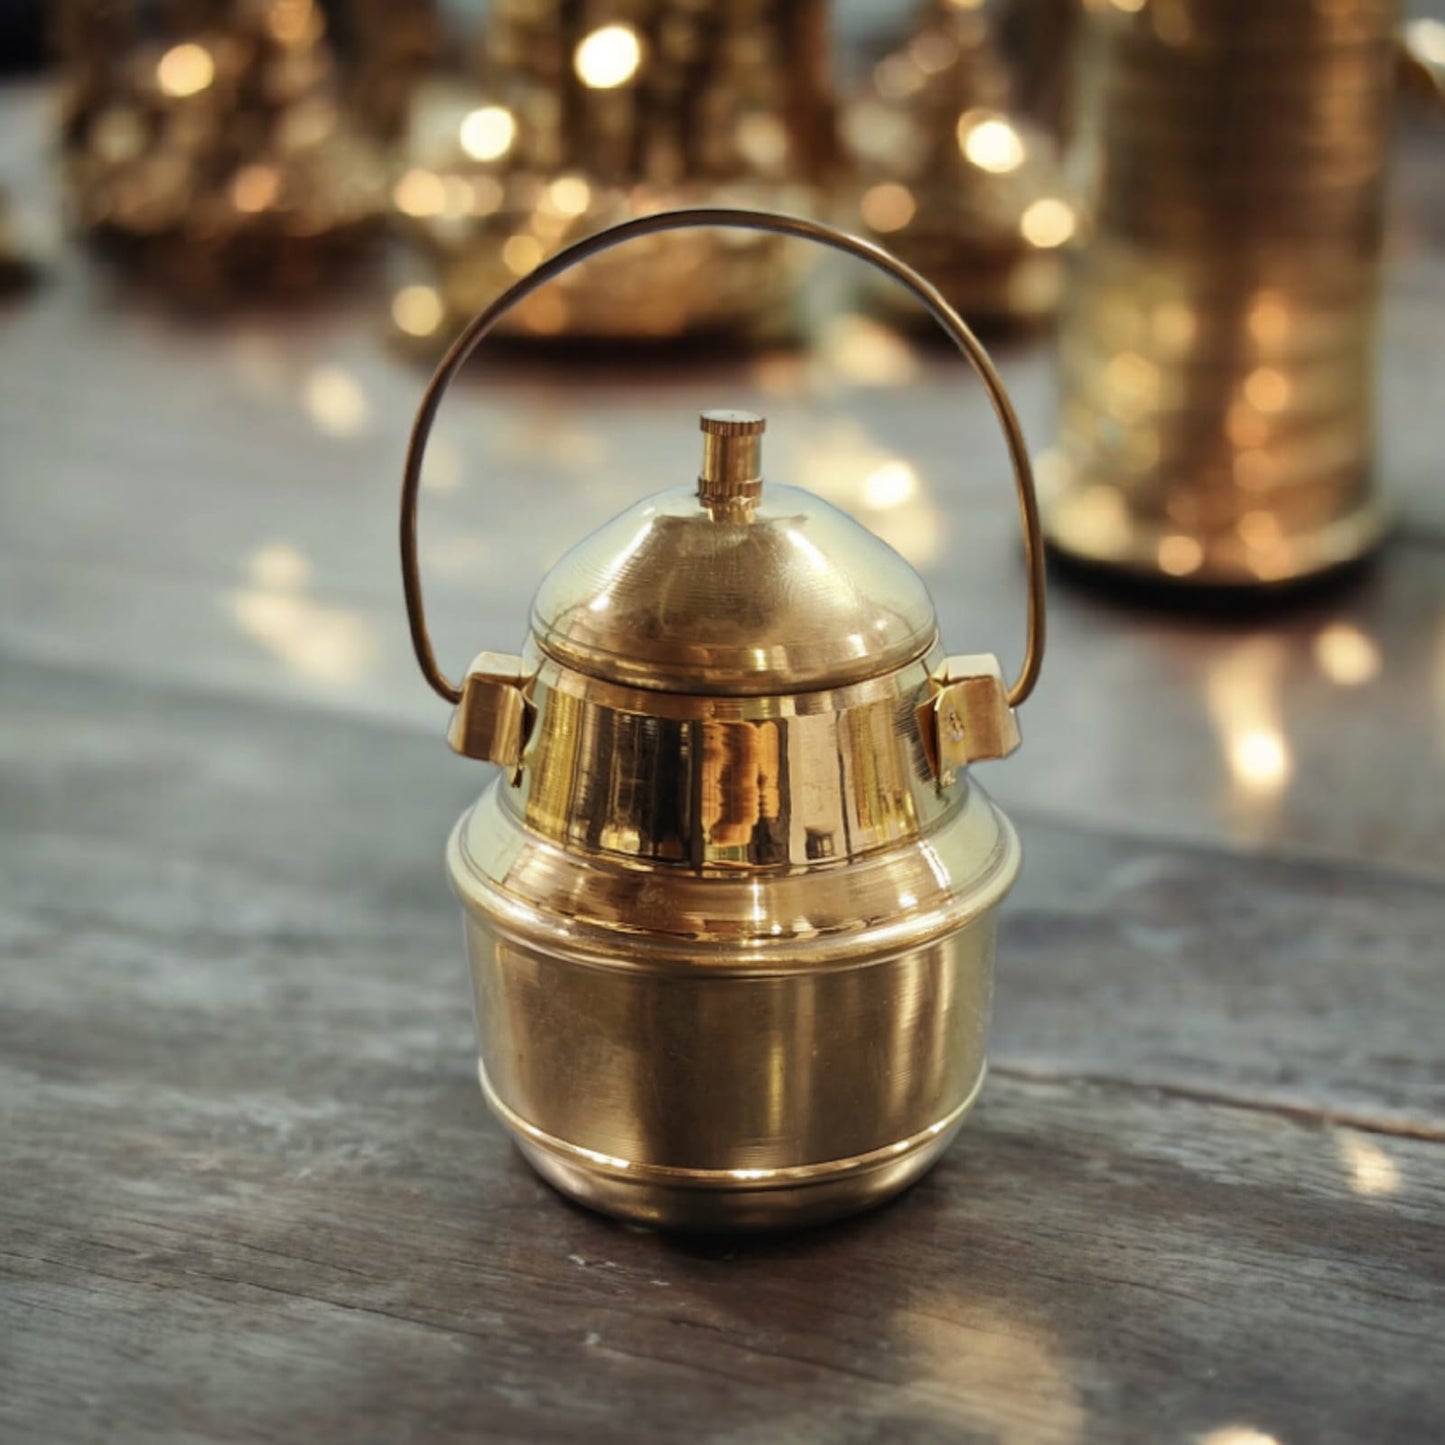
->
1041, 492, 1388, 590
480, 1062, 983, 1232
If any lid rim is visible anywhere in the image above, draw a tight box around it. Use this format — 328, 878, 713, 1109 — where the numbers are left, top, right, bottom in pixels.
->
530, 628, 942, 698
528, 480, 940, 697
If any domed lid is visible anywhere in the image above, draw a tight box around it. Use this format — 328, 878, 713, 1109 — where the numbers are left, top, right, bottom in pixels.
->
530, 411, 938, 695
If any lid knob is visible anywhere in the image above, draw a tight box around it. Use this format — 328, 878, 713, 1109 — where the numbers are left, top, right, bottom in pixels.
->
698, 409, 765, 516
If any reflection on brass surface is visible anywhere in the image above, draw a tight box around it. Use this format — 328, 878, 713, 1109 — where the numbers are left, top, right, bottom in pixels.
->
388, 1, 837, 348
921, 653, 1022, 786
400, 213, 1046, 1228
58, 0, 386, 299
488, 1066, 989, 1232
448, 650, 532, 769
698, 408, 765, 513
1044, 0, 1401, 587
845, 0, 1074, 326
509, 653, 956, 873
526, 479, 938, 696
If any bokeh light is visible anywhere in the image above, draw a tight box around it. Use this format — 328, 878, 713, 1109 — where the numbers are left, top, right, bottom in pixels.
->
156, 43, 214, 98
459, 106, 516, 163
574, 25, 642, 89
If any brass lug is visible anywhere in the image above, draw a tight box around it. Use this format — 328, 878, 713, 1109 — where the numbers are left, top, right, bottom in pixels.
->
918, 653, 1021, 785
446, 652, 533, 769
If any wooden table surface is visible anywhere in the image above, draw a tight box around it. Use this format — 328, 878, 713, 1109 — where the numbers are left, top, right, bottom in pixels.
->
2, 79, 1442, 1445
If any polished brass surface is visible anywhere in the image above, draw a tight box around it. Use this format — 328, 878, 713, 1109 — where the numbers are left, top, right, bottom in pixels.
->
446, 651, 531, 768
457, 672, 1019, 953
922, 654, 1021, 786
502, 650, 959, 872
401, 207, 1047, 711
442, 630, 1022, 1226
527, 478, 937, 697
402, 209, 1044, 1228
452, 773, 1016, 1228
488, 1068, 985, 1231
1045, 0, 1403, 586
845, 0, 1075, 326
697, 409, 765, 514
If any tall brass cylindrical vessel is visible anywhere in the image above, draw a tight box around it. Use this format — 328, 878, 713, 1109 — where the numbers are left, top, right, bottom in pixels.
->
1043, 0, 1400, 586
400, 212, 1047, 1229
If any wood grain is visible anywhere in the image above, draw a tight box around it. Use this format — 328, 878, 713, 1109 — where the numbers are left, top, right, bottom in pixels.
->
2, 658, 1441, 1444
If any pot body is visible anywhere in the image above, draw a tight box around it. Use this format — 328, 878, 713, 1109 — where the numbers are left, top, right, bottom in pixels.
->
448, 648, 1020, 1229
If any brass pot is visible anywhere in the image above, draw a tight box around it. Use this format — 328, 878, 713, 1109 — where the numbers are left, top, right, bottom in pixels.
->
399, 210, 1047, 1229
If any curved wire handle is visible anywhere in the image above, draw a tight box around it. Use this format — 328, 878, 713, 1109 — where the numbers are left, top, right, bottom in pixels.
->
401, 207, 1046, 709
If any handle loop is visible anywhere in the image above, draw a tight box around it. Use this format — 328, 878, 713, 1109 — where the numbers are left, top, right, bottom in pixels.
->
401, 207, 1046, 709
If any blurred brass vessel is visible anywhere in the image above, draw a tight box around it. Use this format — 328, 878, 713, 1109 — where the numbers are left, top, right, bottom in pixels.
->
1044, 0, 1401, 586
389, 1, 836, 348
58, 0, 385, 298
845, 0, 1075, 326
400, 211, 1047, 1229
347, 0, 440, 140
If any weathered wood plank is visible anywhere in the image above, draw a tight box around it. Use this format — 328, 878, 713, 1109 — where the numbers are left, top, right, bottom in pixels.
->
1, 656, 1442, 1443
999, 819, 1445, 1136
4, 1063, 1441, 1444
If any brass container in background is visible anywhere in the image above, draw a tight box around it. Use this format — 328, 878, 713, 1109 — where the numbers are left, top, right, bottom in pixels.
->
1042, 0, 1400, 586
399, 211, 1048, 1229
845, 0, 1076, 327
388, 0, 837, 349
57, 0, 386, 299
